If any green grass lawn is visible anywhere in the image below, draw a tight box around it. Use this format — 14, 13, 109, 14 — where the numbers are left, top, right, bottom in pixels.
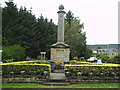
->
2, 83, 119, 88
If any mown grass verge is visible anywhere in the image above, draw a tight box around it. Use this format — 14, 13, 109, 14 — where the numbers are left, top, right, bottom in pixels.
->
2, 83, 119, 88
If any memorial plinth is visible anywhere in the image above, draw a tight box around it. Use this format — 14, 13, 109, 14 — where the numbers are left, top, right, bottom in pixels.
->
51, 5, 70, 62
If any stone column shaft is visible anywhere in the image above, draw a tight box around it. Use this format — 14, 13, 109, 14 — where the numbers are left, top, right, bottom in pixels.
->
57, 10, 65, 43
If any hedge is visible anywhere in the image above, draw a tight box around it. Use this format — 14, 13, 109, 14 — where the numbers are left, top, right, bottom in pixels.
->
1, 62, 51, 81
2, 60, 46, 65
64, 64, 120, 81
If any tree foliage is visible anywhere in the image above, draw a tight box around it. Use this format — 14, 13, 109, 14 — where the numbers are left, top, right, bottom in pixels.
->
65, 10, 74, 28
113, 54, 120, 64
2, 45, 25, 62
65, 11, 92, 59
96, 54, 110, 63
2, 1, 57, 59
2, 1, 92, 60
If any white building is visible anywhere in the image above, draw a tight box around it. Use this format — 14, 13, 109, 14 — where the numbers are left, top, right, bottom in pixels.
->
97, 48, 118, 56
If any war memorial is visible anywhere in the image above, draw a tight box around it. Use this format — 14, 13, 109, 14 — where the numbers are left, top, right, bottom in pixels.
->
51, 5, 70, 63
1, 3, 119, 87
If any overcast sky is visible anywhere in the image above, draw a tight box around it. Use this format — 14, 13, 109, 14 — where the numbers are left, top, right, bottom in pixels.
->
1, 0, 119, 45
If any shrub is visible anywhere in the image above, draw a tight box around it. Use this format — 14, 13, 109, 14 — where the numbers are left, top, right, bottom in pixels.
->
1, 61, 50, 82
2, 45, 25, 62
64, 64, 119, 81
79, 57, 85, 61
1, 63, 51, 79
96, 54, 110, 63
26, 56, 32, 61
3, 59, 15, 63
37, 55, 47, 60
1, 60, 47, 65
72, 56, 78, 60
113, 54, 120, 64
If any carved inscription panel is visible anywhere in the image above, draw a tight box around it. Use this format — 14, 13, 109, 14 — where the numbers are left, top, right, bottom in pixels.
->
56, 49, 64, 61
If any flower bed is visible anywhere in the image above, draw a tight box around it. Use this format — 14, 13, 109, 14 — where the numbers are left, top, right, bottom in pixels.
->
64, 63, 120, 81
1, 61, 51, 82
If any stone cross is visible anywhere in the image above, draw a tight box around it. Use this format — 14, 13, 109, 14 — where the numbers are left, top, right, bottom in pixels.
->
57, 4, 65, 43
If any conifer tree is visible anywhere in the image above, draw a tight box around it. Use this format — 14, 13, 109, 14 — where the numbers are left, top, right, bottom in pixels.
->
2, 1, 57, 58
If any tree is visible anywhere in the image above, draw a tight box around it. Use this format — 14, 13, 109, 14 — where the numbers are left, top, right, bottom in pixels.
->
2, 1, 57, 59
65, 11, 92, 58
2, 1, 19, 45
65, 10, 74, 28
28, 15, 57, 58
2, 45, 25, 62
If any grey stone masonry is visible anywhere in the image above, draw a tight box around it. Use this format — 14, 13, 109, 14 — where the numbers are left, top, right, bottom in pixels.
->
57, 5, 65, 43
50, 5, 70, 62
